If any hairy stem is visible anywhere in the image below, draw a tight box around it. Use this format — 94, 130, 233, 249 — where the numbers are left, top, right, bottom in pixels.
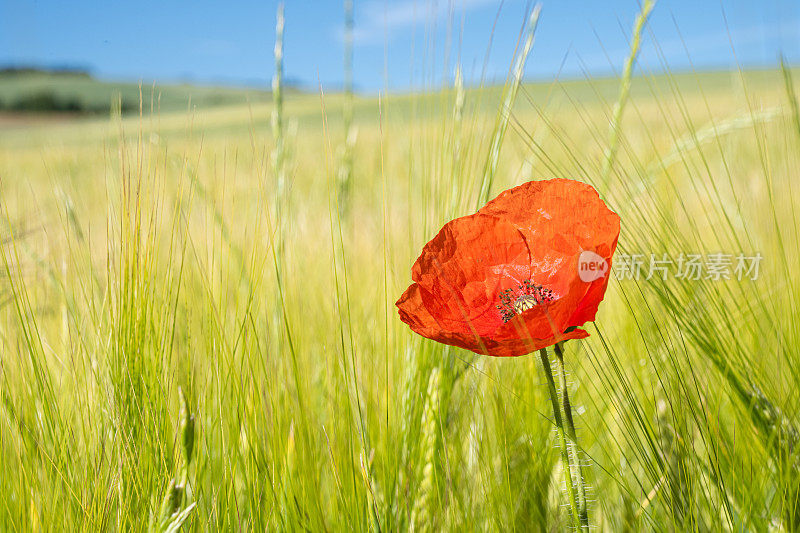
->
555, 341, 590, 531
539, 348, 582, 530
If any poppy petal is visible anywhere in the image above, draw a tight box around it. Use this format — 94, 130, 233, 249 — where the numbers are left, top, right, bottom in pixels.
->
410, 213, 532, 338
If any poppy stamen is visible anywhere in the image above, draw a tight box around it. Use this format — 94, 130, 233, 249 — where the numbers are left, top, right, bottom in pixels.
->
496, 280, 554, 322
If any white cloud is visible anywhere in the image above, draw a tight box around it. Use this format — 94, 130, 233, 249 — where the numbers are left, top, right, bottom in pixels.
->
575, 16, 800, 74
343, 0, 505, 46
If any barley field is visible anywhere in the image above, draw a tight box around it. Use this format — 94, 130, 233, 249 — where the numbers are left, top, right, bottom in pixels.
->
2, 5, 800, 531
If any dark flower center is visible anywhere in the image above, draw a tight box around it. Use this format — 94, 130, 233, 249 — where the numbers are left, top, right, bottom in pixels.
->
496, 280, 554, 323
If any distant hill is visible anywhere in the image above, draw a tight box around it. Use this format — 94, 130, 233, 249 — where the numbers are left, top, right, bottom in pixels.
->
0, 68, 275, 115
0, 66, 93, 78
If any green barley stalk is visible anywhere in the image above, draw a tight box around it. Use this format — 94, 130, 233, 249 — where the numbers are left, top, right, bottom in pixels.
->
475, 4, 540, 208
153, 388, 196, 532
337, 0, 355, 216
272, 1, 288, 297
281, 422, 297, 523
638, 106, 781, 195
411, 367, 440, 532
394, 347, 421, 520
782, 58, 800, 142
653, 399, 689, 523
272, 2, 291, 376
272, 7, 311, 483
736, 382, 800, 528
599, 0, 655, 191
448, 65, 466, 215
360, 451, 382, 532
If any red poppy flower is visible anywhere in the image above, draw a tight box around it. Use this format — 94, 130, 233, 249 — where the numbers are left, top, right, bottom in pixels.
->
396, 178, 620, 357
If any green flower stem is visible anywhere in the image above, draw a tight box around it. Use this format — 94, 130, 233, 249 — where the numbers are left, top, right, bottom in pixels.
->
555, 341, 590, 531
539, 348, 582, 530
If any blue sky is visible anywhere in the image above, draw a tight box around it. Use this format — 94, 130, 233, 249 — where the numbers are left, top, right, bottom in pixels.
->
0, 0, 798, 93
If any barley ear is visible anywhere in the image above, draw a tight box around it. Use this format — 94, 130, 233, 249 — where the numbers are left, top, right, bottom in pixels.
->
179, 387, 195, 478
410, 368, 440, 532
